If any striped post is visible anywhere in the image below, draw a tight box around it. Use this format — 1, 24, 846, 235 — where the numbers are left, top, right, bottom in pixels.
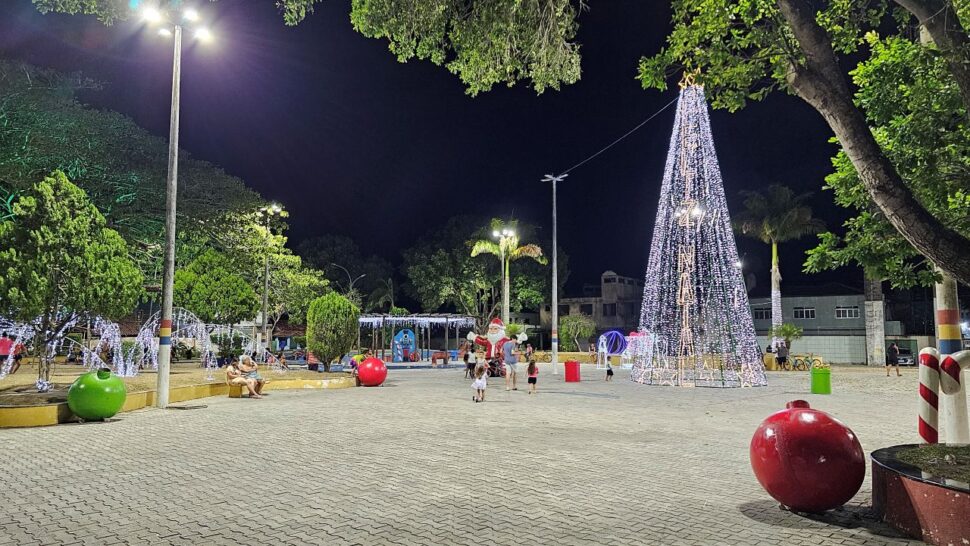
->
935, 273, 962, 355
918, 348, 940, 444
939, 350, 970, 444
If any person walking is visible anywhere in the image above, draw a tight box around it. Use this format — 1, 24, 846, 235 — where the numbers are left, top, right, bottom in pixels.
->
886, 342, 901, 377
605, 360, 614, 382
502, 338, 519, 391
471, 361, 488, 402
526, 359, 538, 395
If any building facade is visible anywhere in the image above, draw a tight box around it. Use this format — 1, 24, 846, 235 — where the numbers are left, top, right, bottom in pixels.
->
540, 271, 643, 334
748, 294, 911, 365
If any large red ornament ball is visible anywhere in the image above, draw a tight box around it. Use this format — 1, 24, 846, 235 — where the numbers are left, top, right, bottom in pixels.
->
357, 357, 388, 387
749, 400, 865, 513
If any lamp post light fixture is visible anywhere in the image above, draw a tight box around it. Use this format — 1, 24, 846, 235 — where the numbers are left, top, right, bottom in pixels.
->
541, 173, 568, 374
143, 3, 213, 409
330, 263, 367, 305
260, 204, 284, 352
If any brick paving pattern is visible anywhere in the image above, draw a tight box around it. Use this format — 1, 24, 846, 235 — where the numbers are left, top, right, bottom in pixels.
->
0, 365, 923, 545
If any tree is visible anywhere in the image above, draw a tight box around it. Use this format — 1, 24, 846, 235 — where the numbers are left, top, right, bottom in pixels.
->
470, 219, 547, 324
0, 61, 265, 281
31, 0, 585, 96
368, 277, 396, 312
265, 254, 330, 338
804, 34, 970, 288
734, 185, 823, 344
173, 249, 259, 325
403, 216, 565, 331
559, 314, 595, 351
0, 171, 143, 389
306, 292, 361, 372
638, 0, 970, 285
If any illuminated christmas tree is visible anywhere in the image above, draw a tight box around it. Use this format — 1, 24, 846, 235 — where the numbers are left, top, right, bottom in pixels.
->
631, 80, 766, 388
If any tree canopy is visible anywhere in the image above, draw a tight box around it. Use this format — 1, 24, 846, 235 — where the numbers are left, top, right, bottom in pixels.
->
173, 249, 260, 325
805, 33, 970, 288
306, 292, 360, 372
0, 171, 143, 385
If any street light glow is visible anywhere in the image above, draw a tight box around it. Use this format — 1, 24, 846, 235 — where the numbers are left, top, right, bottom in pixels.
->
157, 27, 172, 37
183, 8, 200, 22
492, 230, 500, 237
194, 27, 212, 42
142, 6, 163, 23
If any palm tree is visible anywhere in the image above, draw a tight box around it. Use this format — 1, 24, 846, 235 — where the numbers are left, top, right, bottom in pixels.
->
470, 219, 548, 324
734, 185, 823, 347
367, 277, 395, 312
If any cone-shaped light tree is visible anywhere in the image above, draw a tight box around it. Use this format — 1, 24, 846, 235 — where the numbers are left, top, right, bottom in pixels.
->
734, 185, 823, 347
632, 82, 766, 388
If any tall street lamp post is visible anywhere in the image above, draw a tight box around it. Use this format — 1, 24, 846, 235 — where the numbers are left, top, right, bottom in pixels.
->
143, 4, 212, 409
542, 173, 568, 374
260, 204, 283, 352
492, 227, 515, 325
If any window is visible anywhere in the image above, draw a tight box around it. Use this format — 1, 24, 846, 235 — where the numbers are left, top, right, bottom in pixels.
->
558, 305, 570, 316
793, 307, 815, 320
604, 277, 617, 284
752, 308, 771, 320
580, 304, 594, 315
603, 303, 617, 317
835, 306, 860, 319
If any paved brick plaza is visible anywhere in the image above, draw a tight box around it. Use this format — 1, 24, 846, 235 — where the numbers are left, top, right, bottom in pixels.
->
1, 365, 921, 545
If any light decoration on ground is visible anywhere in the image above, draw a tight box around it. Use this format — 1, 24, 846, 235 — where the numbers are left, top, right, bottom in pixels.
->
631, 81, 766, 388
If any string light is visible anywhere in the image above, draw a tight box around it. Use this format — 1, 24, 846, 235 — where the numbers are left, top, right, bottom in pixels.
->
631, 84, 767, 388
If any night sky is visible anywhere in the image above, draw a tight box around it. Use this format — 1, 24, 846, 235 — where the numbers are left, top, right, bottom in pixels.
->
0, 1, 852, 297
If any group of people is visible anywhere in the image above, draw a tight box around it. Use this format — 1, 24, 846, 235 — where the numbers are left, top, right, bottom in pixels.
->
0, 332, 26, 374
464, 338, 539, 402
224, 355, 267, 398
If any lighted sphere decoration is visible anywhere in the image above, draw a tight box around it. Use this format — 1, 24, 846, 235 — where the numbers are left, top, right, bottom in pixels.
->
357, 357, 388, 387
67, 368, 127, 421
750, 400, 865, 513
602, 330, 628, 355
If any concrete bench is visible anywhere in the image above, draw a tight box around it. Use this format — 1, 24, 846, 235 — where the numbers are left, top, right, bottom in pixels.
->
228, 383, 267, 398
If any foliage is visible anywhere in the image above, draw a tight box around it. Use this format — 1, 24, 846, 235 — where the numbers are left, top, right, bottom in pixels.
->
804, 35, 970, 288
265, 252, 330, 335
504, 322, 526, 339
306, 292, 361, 372
558, 314, 595, 351
0, 171, 143, 386
173, 249, 259, 325
768, 323, 804, 348
734, 185, 824, 247
0, 61, 266, 281
350, 0, 584, 95
402, 215, 566, 330
216, 334, 248, 359
469, 218, 548, 318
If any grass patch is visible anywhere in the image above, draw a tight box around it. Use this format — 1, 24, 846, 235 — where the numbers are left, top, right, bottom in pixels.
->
897, 444, 970, 484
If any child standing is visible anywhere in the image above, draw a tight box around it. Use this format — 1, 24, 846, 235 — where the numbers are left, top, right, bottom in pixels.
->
605, 361, 614, 382
527, 359, 538, 395
471, 362, 488, 402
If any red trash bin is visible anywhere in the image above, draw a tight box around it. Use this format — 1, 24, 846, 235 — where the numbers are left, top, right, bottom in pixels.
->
564, 360, 580, 382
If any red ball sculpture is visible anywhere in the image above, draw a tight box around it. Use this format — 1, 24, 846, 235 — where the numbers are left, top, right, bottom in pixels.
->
750, 400, 865, 513
357, 357, 388, 387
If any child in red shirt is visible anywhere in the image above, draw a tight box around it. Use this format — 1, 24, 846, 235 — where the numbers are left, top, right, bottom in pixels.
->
527, 359, 538, 395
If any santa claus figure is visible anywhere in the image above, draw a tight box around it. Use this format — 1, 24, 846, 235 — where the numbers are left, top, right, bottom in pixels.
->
467, 318, 527, 360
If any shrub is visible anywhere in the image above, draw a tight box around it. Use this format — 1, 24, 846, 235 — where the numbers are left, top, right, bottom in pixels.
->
559, 314, 596, 351
307, 292, 360, 372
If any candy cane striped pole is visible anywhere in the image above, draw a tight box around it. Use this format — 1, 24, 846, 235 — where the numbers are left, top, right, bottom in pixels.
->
918, 348, 941, 444
939, 350, 970, 444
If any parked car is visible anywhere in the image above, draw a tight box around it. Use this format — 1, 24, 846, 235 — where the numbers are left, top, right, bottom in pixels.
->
897, 349, 915, 366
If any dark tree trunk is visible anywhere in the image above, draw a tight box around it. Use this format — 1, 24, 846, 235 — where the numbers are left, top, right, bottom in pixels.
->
776, 0, 970, 286
894, 0, 970, 112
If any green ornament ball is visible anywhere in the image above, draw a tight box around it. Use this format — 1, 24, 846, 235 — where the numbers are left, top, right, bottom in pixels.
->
67, 368, 127, 421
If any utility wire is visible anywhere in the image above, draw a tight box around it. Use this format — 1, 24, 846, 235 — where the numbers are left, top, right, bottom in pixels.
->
553, 95, 679, 177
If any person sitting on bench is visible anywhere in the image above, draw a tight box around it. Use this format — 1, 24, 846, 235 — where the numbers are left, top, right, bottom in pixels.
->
226, 360, 261, 399
238, 355, 266, 395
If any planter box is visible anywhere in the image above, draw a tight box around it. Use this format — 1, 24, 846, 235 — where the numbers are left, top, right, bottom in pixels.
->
871, 444, 970, 546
